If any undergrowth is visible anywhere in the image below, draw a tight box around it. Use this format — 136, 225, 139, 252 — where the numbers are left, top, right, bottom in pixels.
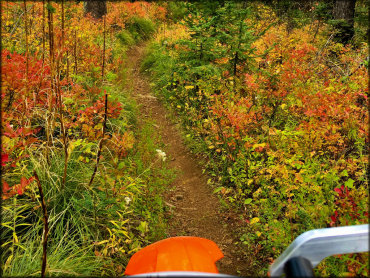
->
141, 2, 368, 276
1, 2, 172, 276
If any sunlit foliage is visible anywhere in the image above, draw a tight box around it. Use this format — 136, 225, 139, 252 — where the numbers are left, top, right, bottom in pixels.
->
145, 2, 368, 276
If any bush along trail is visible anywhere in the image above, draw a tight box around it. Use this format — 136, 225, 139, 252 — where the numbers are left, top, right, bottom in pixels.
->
142, 1, 368, 277
1, 2, 172, 276
1, 1, 369, 277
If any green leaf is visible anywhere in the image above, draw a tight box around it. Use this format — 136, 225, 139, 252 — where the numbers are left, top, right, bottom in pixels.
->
64, 97, 74, 105
118, 162, 125, 170
213, 187, 223, 193
138, 221, 148, 235
345, 178, 354, 188
244, 198, 252, 205
340, 170, 348, 177
46, 3, 56, 13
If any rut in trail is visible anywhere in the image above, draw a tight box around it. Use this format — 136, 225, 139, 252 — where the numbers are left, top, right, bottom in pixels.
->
124, 44, 253, 276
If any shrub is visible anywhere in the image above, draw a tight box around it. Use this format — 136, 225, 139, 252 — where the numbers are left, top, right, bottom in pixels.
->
166, 2, 188, 22
116, 30, 135, 46
143, 2, 369, 276
126, 17, 156, 41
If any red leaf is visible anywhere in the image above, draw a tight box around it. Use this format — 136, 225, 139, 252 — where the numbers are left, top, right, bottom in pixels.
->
20, 177, 27, 188
16, 176, 34, 195
2, 181, 10, 193
334, 187, 341, 194
1, 154, 9, 166
3, 123, 15, 138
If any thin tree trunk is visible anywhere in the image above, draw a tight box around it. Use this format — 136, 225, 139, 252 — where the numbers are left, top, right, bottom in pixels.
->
88, 16, 108, 188
61, 0, 65, 43
56, 58, 68, 189
23, 0, 30, 108
46, 0, 55, 165
88, 93, 108, 188
42, 0, 45, 65
34, 172, 49, 278
74, 30, 78, 75
23, 0, 29, 83
101, 15, 106, 79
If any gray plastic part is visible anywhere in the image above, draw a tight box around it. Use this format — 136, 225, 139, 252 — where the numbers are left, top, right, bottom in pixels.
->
269, 224, 369, 277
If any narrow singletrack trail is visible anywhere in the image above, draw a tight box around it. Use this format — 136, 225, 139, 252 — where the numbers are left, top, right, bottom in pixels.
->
124, 44, 252, 276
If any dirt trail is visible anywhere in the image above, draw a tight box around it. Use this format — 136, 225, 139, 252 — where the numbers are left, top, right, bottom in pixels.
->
124, 44, 252, 276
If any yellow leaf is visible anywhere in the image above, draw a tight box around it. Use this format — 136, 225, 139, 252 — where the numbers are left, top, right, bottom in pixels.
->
13, 232, 18, 243
67, 142, 76, 156
95, 240, 109, 245
250, 217, 260, 225
94, 123, 103, 130
269, 128, 277, 135
4, 254, 13, 270
185, 85, 194, 89
252, 143, 266, 150
294, 172, 303, 183
256, 231, 262, 237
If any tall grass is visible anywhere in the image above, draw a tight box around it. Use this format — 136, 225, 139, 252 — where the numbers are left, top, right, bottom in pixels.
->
1, 43, 176, 276
126, 17, 156, 41
4, 235, 102, 277
1, 3, 174, 274
1, 148, 99, 276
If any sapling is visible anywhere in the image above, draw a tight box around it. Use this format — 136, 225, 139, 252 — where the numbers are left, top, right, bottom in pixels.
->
23, 0, 29, 89
74, 29, 78, 74
57, 0, 69, 189
45, 0, 56, 165
42, 0, 45, 65
34, 172, 49, 278
88, 15, 108, 189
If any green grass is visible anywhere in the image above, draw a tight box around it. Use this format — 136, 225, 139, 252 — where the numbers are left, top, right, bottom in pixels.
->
1, 148, 101, 276
126, 17, 156, 41
1, 42, 176, 276
116, 30, 135, 46
4, 234, 102, 277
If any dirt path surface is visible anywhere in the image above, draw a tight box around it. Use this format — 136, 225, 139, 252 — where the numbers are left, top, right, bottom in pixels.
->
124, 44, 252, 276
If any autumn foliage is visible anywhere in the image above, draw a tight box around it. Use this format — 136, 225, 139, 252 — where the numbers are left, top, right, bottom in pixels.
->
1, 1, 168, 276
1, 0, 368, 276
145, 2, 368, 276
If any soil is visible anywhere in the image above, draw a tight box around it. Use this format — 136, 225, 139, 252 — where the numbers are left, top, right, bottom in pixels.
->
124, 44, 253, 276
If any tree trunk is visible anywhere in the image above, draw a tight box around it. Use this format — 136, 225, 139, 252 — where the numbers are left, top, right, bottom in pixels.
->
84, 1, 106, 19
332, 0, 356, 44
